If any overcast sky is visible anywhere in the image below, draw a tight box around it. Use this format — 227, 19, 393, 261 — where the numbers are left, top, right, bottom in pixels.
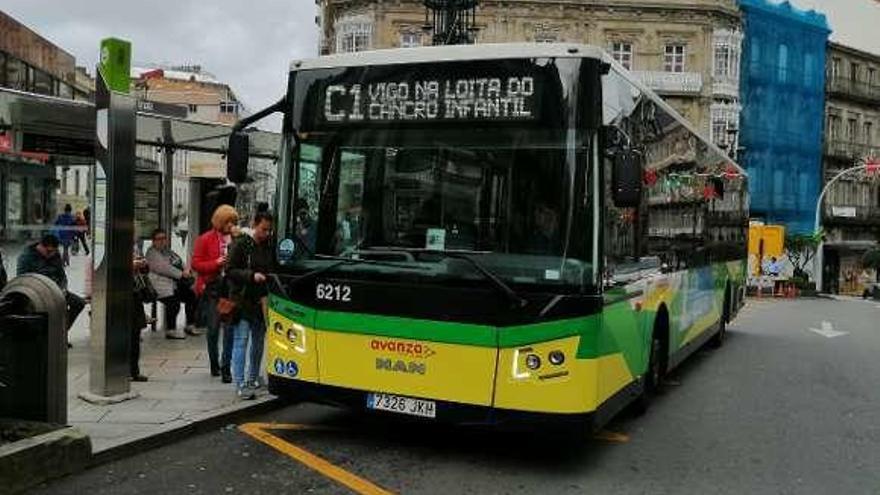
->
2, 1, 878, 130
3, 1, 319, 129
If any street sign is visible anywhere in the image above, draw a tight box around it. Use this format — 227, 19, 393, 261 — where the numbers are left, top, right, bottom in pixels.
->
831, 206, 857, 218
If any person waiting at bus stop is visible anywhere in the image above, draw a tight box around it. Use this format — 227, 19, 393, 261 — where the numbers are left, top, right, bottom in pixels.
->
226, 211, 275, 400
192, 205, 239, 383
146, 228, 199, 340
15, 234, 86, 346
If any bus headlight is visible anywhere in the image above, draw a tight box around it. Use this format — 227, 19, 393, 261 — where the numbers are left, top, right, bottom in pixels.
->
548, 351, 565, 366
287, 328, 298, 343
525, 354, 541, 370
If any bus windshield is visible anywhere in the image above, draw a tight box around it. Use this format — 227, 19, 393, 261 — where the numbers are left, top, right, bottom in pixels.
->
284, 127, 593, 289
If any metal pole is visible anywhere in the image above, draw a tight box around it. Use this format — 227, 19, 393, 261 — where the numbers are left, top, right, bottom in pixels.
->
162, 120, 174, 236
813, 163, 867, 294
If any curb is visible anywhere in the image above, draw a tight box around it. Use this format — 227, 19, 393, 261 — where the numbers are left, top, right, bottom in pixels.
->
0, 425, 91, 494
89, 395, 285, 467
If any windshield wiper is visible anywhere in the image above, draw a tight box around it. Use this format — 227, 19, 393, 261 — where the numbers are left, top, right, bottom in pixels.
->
440, 251, 528, 308
369, 247, 527, 308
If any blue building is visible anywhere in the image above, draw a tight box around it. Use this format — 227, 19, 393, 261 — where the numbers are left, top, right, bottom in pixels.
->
738, 0, 830, 233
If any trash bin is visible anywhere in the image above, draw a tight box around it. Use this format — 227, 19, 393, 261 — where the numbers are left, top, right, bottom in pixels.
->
0, 274, 68, 424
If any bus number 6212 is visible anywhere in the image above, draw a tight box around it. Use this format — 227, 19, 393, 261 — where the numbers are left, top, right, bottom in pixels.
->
316, 283, 352, 302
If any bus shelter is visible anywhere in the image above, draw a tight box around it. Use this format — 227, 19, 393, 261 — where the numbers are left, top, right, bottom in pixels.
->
0, 86, 281, 404
0, 87, 281, 248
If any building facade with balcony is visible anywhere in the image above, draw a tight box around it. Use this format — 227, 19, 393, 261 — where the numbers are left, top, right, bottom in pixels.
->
738, 0, 829, 235
820, 42, 880, 295
317, 0, 742, 146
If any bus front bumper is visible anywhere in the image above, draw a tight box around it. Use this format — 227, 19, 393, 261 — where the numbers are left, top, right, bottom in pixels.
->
268, 375, 597, 431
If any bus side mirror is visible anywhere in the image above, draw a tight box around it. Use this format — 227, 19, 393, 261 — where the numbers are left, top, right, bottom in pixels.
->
612, 150, 642, 208
227, 131, 249, 183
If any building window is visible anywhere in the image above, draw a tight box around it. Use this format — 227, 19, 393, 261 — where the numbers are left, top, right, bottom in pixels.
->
400, 32, 420, 48
777, 44, 789, 83
188, 104, 197, 113
336, 17, 373, 53
713, 31, 741, 82
847, 118, 858, 142
664, 44, 686, 73
710, 103, 741, 149
74, 170, 81, 196
611, 42, 633, 70
219, 101, 238, 114
869, 68, 877, 86
831, 58, 841, 79
865, 121, 873, 145
32, 68, 54, 96
850, 62, 860, 82
828, 115, 840, 140
6, 57, 26, 91
804, 53, 815, 87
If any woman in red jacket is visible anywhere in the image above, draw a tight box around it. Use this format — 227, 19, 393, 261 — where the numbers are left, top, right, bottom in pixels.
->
192, 205, 239, 382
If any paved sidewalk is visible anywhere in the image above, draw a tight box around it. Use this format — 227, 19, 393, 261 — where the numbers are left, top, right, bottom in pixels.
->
2, 239, 276, 455
67, 328, 273, 453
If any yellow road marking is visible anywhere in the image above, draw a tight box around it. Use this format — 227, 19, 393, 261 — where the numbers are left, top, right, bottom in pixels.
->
593, 430, 630, 443
239, 423, 394, 495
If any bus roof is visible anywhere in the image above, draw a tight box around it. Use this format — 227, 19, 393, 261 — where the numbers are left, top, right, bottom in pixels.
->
290, 43, 606, 71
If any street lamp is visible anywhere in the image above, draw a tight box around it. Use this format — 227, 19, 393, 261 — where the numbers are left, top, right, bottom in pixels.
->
813, 158, 879, 293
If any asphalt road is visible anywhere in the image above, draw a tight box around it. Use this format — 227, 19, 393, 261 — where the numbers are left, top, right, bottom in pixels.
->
35, 297, 880, 494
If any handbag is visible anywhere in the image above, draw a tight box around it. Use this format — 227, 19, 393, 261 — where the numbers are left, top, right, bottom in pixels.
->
216, 294, 237, 322
134, 271, 158, 303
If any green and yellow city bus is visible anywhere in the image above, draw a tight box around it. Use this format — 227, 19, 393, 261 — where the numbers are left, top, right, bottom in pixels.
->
228, 43, 748, 431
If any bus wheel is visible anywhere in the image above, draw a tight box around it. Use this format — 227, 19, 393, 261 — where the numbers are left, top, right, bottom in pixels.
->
710, 288, 731, 349
633, 332, 663, 415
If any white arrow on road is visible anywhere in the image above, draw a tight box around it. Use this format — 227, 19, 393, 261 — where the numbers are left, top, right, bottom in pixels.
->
808, 321, 849, 339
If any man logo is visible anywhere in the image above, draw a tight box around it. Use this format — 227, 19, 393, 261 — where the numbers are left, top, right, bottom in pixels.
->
375, 358, 426, 375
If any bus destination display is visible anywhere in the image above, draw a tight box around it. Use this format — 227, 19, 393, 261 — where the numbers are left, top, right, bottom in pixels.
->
322, 76, 538, 125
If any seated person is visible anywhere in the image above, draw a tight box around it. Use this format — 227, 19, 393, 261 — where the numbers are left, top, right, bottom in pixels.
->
16, 234, 85, 345
146, 228, 199, 339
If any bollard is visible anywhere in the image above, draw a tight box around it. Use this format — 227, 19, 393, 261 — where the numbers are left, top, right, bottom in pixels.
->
0, 274, 68, 424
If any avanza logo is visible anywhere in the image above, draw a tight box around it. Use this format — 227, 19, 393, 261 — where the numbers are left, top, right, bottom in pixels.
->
370, 339, 436, 358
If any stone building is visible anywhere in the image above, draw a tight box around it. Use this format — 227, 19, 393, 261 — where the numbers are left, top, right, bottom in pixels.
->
132, 65, 243, 126
820, 42, 880, 295
130, 66, 273, 219
317, 0, 743, 147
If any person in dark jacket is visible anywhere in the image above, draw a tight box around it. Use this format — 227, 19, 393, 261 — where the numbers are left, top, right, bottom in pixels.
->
16, 234, 85, 335
226, 211, 275, 400
52, 204, 77, 266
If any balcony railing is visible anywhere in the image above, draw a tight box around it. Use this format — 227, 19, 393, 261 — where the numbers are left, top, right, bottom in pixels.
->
712, 76, 740, 98
826, 76, 880, 103
824, 140, 879, 160
632, 71, 703, 95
